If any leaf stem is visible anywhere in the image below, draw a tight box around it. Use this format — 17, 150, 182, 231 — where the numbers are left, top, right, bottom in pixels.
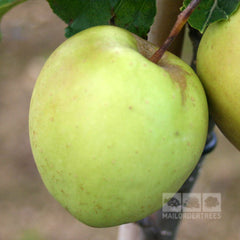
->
149, 0, 201, 63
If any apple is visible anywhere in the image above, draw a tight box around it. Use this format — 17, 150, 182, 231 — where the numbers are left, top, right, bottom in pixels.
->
197, 7, 240, 150
29, 25, 208, 227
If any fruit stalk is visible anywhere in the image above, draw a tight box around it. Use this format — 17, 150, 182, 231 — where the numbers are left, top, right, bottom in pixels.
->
149, 0, 201, 63
148, 0, 185, 57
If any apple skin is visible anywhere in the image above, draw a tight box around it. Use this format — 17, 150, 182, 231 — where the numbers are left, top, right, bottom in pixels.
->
197, 8, 240, 150
29, 25, 208, 227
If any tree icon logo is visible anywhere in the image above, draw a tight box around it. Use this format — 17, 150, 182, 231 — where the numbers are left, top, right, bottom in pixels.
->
162, 193, 182, 212
203, 193, 221, 212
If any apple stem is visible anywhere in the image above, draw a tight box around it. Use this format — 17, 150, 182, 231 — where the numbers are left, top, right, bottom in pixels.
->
149, 0, 201, 63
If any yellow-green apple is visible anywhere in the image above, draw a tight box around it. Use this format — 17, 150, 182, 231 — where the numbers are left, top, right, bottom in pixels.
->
197, 7, 240, 150
29, 25, 208, 227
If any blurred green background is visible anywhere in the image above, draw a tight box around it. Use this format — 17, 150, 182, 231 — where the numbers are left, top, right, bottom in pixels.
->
0, 1, 239, 239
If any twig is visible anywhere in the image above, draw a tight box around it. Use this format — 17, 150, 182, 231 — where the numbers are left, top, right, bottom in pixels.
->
149, 0, 201, 63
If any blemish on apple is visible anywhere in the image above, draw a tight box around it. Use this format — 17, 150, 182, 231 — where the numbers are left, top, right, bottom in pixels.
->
160, 60, 188, 104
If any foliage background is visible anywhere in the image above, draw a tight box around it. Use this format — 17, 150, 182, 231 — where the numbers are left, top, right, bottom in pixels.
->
0, 1, 239, 239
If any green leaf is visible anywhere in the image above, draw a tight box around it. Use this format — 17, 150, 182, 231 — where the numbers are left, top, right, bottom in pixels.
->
0, 0, 27, 39
47, 0, 156, 39
182, 0, 240, 33
112, 0, 156, 39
